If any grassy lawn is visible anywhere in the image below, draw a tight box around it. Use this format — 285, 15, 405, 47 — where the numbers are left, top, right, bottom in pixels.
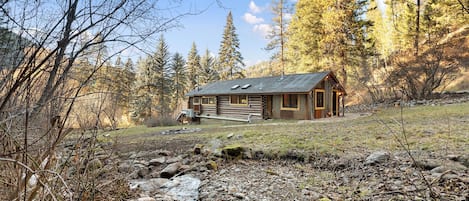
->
105, 102, 469, 157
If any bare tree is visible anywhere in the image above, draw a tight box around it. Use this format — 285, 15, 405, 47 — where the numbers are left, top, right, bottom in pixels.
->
0, 0, 195, 199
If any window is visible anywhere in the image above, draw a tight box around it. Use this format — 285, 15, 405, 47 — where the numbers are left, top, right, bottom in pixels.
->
241, 84, 251, 89
193, 97, 200, 104
230, 95, 247, 105
202, 96, 215, 105
282, 94, 298, 109
315, 89, 325, 109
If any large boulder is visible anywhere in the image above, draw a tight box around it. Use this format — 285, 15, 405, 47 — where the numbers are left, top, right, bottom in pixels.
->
149, 157, 166, 166
160, 162, 182, 178
162, 174, 201, 201
221, 144, 245, 158
129, 178, 170, 192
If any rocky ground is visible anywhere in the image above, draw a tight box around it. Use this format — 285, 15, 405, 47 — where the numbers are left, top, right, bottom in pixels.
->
60, 96, 469, 201
109, 143, 468, 201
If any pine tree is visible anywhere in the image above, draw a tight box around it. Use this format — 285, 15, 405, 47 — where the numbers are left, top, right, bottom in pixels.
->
122, 58, 135, 110
367, 0, 393, 68
265, 0, 291, 75
170, 52, 186, 111
187, 42, 201, 90
286, 0, 371, 88
386, 0, 416, 52
133, 57, 154, 120
115, 56, 123, 68
151, 34, 172, 117
218, 11, 245, 80
200, 49, 218, 85
286, 0, 331, 72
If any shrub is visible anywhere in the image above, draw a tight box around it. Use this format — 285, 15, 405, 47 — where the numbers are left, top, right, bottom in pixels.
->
144, 116, 177, 127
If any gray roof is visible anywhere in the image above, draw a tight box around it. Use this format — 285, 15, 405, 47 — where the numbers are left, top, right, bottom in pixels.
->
186, 71, 335, 96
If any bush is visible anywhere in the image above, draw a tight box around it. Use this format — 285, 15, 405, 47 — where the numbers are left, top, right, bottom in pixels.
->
144, 116, 177, 127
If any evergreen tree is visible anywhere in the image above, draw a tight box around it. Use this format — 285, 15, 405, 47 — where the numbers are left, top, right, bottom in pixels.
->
121, 58, 135, 110
151, 34, 172, 117
115, 55, 123, 68
218, 11, 245, 80
200, 49, 219, 85
386, 0, 416, 52
286, 0, 371, 88
169, 52, 186, 111
187, 42, 201, 90
367, 0, 393, 68
125, 58, 135, 72
286, 0, 330, 72
133, 57, 154, 120
265, 0, 291, 75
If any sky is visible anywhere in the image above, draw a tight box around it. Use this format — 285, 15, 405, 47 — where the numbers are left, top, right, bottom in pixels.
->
124, 0, 293, 67
123, 0, 386, 68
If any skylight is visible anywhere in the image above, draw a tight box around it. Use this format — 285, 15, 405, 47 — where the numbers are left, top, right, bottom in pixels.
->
241, 84, 251, 89
231, 85, 240, 90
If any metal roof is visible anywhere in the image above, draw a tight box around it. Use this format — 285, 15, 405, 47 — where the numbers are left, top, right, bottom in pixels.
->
186, 71, 338, 96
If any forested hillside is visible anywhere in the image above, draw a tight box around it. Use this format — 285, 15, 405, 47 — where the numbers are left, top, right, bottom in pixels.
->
255, 0, 468, 104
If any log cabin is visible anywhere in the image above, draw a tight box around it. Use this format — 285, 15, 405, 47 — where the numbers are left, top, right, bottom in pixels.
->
183, 71, 346, 123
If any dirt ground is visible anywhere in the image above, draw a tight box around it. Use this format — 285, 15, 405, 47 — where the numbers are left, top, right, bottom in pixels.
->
109, 100, 468, 200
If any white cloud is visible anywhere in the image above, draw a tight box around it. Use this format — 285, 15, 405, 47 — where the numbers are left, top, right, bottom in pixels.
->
245, 59, 264, 67
284, 13, 293, 21
253, 24, 272, 38
243, 13, 264, 24
249, 1, 262, 14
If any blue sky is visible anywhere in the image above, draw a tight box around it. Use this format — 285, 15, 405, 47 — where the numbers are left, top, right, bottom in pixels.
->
130, 0, 291, 67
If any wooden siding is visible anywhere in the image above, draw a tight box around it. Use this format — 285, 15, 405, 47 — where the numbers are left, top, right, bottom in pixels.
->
200, 104, 217, 116
313, 79, 334, 118
271, 94, 308, 120
198, 95, 263, 120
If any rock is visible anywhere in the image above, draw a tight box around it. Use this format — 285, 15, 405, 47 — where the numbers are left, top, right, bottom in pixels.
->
158, 150, 173, 156
209, 139, 223, 153
137, 197, 156, 201
87, 158, 103, 171
242, 148, 252, 159
233, 192, 245, 199
222, 145, 245, 158
163, 174, 201, 201
206, 160, 218, 171
193, 144, 203, 155
118, 162, 133, 173
160, 162, 182, 178
431, 163, 467, 173
447, 154, 460, 161
129, 178, 169, 192
166, 156, 182, 164
179, 164, 192, 172
137, 167, 150, 178
456, 155, 469, 167
365, 151, 390, 165
227, 133, 234, 139
129, 170, 140, 179
154, 194, 177, 201
135, 160, 150, 167
149, 157, 166, 166
414, 159, 442, 170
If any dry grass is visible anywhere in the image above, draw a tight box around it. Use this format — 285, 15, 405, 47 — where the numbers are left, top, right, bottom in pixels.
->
104, 102, 469, 157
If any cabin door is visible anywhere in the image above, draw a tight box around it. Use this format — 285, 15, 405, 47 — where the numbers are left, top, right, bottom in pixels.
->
263, 95, 273, 119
